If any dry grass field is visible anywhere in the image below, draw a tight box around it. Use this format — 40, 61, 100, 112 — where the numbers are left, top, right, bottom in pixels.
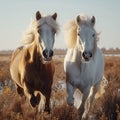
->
0, 51, 120, 120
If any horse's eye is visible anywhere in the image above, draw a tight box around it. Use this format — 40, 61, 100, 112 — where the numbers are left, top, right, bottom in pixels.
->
78, 33, 80, 36
37, 30, 40, 33
52, 29, 56, 34
37, 29, 41, 34
92, 33, 95, 37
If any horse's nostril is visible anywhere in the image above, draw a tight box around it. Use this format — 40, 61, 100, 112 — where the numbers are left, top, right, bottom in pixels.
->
82, 52, 86, 59
89, 52, 92, 57
43, 49, 48, 58
49, 50, 54, 57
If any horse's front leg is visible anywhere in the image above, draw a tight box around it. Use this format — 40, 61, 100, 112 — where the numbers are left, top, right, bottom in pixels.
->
23, 82, 40, 108
44, 87, 52, 113
34, 91, 46, 113
78, 87, 90, 120
45, 96, 50, 113
66, 81, 75, 106
84, 83, 100, 116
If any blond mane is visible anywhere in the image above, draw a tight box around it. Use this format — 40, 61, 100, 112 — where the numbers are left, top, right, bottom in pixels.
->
64, 20, 77, 48
64, 16, 99, 49
22, 15, 59, 46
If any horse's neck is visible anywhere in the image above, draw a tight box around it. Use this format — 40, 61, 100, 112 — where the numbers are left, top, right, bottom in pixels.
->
28, 40, 41, 63
67, 46, 82, 64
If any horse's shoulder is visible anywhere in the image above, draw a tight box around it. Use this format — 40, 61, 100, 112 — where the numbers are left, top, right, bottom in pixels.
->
12, 46, 31, 68
17, 46, 31, 63
11, 46, 24, 62
96, 48, 103, 55
94, 48, 103, 60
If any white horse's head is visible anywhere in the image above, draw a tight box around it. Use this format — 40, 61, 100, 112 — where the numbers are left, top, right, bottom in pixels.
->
76, 15, 97, 62
35, 11, 59, 62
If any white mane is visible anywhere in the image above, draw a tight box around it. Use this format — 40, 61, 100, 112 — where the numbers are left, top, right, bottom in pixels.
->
64, 15, 99, 49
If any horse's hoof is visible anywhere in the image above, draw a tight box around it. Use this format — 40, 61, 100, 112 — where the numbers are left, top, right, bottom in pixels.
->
45, 107, 50, 114
17, 87, 24, 96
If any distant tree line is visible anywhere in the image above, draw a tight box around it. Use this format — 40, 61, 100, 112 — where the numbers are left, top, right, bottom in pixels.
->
101, 47, 120, 54
54, 48, 120, 55
0, 48, 120, 55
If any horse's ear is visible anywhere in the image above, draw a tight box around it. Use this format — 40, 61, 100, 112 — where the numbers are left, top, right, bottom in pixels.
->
76, 15, 81, 25
36, 11, 41, 20
90, 16, 95, 25
52, 13, 57, 20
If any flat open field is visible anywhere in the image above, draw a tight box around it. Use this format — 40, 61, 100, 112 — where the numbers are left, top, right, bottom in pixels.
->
0, 51, 120, 120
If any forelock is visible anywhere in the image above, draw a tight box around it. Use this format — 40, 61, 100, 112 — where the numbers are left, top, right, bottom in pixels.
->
31, 15, 59, 33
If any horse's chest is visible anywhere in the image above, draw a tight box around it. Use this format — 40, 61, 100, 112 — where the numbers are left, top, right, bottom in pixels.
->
72, 73, 92, 89
25, 64, 53, 90
67, 63, 93, 90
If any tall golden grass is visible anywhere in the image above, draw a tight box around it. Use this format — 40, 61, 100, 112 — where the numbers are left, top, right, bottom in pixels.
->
0, 53, 120, 120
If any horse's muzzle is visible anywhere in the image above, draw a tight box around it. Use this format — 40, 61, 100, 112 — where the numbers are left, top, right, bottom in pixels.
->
42, 49, 54, 61
82, 51, 92, 61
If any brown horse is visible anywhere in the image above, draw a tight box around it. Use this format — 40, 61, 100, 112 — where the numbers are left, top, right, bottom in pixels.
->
10, 11, 59, 113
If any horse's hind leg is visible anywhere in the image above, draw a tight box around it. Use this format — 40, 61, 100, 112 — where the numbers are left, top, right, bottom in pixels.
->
15, 83, 24, 96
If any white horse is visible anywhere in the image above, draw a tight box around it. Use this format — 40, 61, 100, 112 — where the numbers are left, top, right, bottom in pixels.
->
64, 14, 104, 120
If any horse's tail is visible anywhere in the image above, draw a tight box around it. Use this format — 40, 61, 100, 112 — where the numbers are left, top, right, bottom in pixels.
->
34, 91, 46, 113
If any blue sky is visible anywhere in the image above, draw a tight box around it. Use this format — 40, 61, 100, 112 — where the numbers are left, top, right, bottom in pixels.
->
0, 0, 120, 50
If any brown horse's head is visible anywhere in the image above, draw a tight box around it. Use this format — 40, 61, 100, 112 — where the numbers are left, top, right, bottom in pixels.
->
35, 11, 59, 62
